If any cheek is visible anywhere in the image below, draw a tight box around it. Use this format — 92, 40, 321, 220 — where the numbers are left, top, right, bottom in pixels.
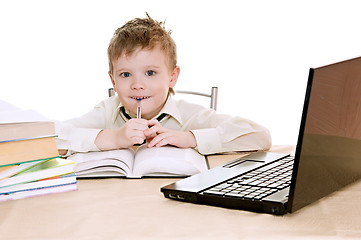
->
152, 79, 171, 93
153, 86, 170, 100
114, 81, 127, 93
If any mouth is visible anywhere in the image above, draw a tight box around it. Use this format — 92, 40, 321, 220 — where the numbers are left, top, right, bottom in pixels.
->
131, 96, 150, 101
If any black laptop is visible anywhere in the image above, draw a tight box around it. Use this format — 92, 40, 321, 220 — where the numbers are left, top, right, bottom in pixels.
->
161, 56, 361, 215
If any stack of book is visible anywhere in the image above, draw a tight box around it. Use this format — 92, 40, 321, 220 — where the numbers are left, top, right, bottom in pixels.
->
0, 110, 77, 202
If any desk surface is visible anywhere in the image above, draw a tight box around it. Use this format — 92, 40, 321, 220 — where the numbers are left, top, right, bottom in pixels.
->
1, 146, 361, 240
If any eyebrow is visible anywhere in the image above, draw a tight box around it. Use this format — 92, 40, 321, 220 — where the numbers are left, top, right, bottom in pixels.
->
114, 68, 129, 75
145, 65, 161, 69
114, 64, 162, 75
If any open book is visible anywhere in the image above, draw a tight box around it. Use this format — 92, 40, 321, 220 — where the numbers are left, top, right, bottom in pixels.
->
67, 145, 208, 178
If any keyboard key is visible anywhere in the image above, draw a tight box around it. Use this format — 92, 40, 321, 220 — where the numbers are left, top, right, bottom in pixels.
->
203, 190, 225, 196
203, 157, 294, 200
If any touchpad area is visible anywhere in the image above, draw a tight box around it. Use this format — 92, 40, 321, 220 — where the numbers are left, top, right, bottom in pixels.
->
223, 160, 264, 168
222, 152, 290, 168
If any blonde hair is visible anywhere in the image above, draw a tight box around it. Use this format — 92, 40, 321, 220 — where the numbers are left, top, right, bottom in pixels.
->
108, 14, 177, 95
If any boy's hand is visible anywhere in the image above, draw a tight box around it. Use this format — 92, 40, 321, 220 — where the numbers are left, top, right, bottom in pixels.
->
144, 119, 197, 149
119, 119, 149, 147
95, 119, 148, 150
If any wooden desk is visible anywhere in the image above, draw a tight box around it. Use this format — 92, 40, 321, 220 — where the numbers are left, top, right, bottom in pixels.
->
1, 146, 361, 239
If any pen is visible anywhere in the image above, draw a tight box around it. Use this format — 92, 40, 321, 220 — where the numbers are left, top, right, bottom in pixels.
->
136, 98, 141, 119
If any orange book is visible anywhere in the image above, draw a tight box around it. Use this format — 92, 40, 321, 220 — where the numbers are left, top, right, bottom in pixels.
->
0, 137, 60, 167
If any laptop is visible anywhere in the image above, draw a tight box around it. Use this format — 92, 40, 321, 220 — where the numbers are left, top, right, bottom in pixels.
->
161, 56, 361, 215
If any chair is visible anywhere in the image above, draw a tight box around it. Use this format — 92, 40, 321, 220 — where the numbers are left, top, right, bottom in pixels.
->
108, 86, 218, 110
108, 88, 115, 98
175, 87, 218, 111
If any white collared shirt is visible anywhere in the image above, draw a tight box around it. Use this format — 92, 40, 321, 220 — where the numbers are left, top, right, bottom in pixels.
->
55, 96, 271, 155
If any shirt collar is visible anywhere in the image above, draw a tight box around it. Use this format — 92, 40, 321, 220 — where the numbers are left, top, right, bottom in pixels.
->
157, 96, 183, 125
112, 96, 183, 125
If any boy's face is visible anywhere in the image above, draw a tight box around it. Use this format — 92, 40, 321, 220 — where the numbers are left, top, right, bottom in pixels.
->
109, 46, 179, 120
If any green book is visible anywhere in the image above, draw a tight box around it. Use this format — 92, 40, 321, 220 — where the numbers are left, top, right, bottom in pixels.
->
0, 158, 75, 188
0, 161, 43, 181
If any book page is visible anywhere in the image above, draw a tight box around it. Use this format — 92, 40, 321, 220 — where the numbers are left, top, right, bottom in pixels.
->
67, 149, 135, 177
0, 109, 49, 124
0, 100, 20, 112
131, 145, 207, 178
75, 159, 129, 176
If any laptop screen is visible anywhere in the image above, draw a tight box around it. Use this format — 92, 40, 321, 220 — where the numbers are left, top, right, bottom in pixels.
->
289, 57, 361, 212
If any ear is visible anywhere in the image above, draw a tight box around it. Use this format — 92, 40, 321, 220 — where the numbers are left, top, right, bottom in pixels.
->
169, 66, 180, 88
109, 72, 116, 90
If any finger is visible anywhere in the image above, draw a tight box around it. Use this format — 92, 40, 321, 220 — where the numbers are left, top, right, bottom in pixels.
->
134, 123, 149, 131
133, 136, 146, 145
128, 119, 148, 128
128, 122, 149, 132
145, 121, 168, 136
144, 124, 162, 137
154, 136, 178, 148
147, 119, 162, 131
147, 134, 161, 148
129, 130, 146, 144
123, 125, 146, 139
147, 132, 172, 148
129, 118, 148, 125
147, 119, 160, 127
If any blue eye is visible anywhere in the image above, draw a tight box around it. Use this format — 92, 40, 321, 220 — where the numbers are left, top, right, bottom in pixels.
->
145, 70, 155, 76
121, 72, 131, 78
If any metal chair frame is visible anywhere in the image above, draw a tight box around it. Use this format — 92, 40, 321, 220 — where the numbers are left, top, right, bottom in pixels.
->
175, 87, 218, 111
108, 86, 218, 110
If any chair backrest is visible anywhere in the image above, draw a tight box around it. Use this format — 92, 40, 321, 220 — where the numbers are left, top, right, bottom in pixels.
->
175, 87, 218, 110
108, 86, 218, 110
108, 88, 115, 98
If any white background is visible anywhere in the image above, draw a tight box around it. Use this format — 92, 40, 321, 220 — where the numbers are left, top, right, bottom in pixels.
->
1, 0, 360, 145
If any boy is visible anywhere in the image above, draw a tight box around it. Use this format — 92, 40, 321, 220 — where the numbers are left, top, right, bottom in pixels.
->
56, 15, 271, 155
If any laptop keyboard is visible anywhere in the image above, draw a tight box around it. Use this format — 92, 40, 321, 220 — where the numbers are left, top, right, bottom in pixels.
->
202, 156, 294, 200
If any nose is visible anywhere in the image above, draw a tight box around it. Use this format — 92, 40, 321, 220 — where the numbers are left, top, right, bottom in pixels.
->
130, 76, 145, 90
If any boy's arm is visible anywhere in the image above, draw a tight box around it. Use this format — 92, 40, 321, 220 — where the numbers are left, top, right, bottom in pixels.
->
190, 115, 272, 154
57, 118, 149, 153
174, 103, 272, 155
58, 149, 68, 156
56, 122, 102, 154
55, 99, 110, 154
190, 126, 272, 154
94, 129, 123, 151
55, 96, 130, 154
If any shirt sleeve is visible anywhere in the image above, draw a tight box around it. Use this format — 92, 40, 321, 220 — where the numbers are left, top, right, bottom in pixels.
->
55, 122, 101, 154
179, 103, 272, 155
55, 99, 112, 154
